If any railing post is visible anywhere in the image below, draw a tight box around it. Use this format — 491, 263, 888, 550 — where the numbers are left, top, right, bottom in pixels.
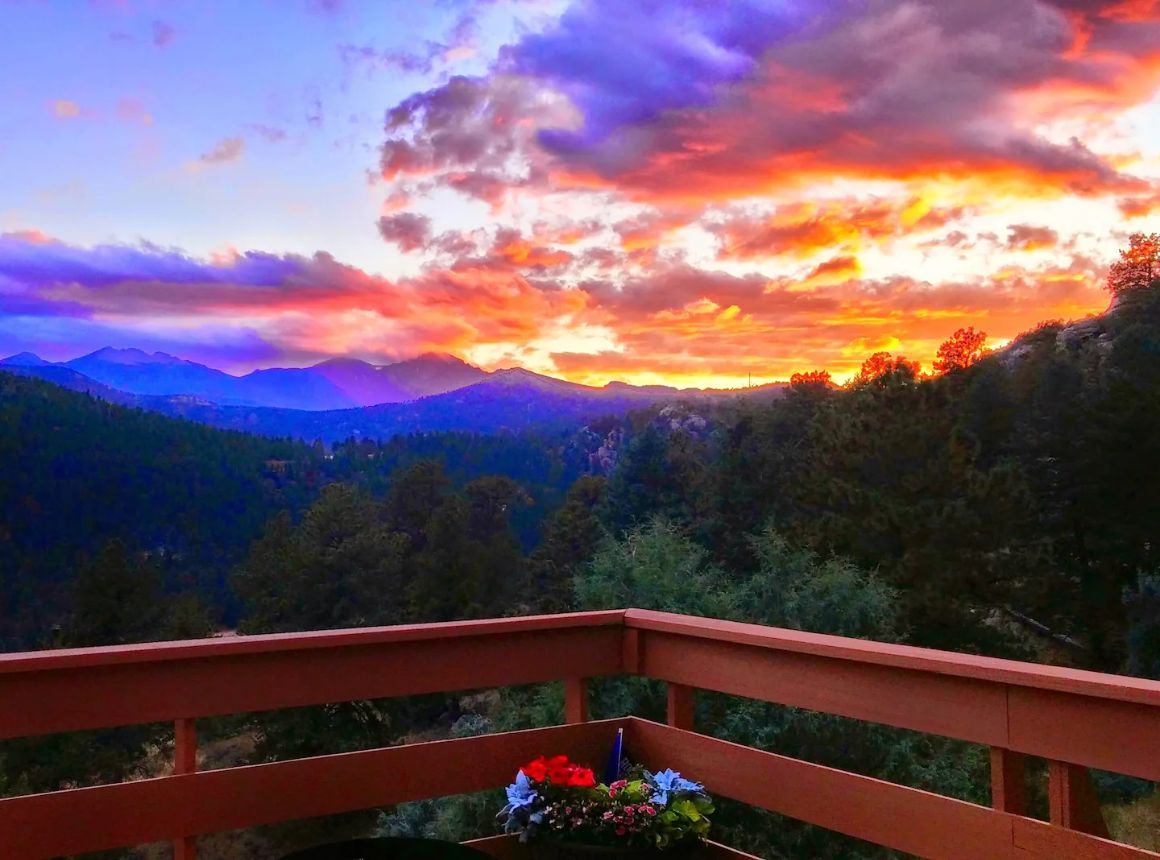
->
1048, 760, 1109, 837
174, 717, 198, 860
989, 747, 1026, 815
564, 677, 589, 723
666, 683, 695, 731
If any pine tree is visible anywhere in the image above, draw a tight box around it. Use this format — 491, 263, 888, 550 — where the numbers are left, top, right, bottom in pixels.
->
67, 539, 163, 647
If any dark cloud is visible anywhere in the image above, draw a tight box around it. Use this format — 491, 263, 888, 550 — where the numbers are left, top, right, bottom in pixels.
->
383, 0, 1159, 201
195, 137, 245, 166
248, 124, 288, 143
307, 0, 344, 15
1006, 224, 1060, 250
151, 20, 175, 47
340, 12, 478, 78
502, 0, 826, 152
377, 213, 432, 252
0, 234, 301, 290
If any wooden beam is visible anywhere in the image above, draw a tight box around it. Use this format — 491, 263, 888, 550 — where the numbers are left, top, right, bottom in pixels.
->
638, 630, 1009, 747
0, 719, 631, 859
632, 622, 1160, 781
173, 718, 198, 860
623, 609, 1160, 709
1011, 688, 1160, 783
989, 747, 1026, 816
667, 683, 695, 731
625, 719, 1157, 860
1048, 761, 1110, 838
627, 718, 1009, 860
564, 677, 589, 724
0, 623, 623, 739
621, 627, 640, 674
1014, 816, 1155, 860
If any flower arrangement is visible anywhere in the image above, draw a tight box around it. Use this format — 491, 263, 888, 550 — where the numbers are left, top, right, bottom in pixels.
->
499, 754, 713, 854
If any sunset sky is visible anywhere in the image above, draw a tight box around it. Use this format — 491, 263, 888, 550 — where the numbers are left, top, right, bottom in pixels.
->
2, 0, 1159, 386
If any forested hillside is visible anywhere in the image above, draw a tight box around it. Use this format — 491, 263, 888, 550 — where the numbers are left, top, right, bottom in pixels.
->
0, 373, 595, 648
0, 373, 311, 647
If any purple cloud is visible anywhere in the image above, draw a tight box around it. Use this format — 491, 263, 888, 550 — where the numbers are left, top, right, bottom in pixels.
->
152, 20, 176, 48
195, 137, 245, 166
502, 0, 833, 152
248, 124, 288, 143
377, 213, 432, 252
0, 234, 302, 289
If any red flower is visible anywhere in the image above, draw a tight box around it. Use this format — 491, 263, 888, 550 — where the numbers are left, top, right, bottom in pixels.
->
519, 755, 595, 788
521, 756, 550, 782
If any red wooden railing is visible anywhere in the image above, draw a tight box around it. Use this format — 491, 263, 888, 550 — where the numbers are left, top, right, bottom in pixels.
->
0, 609, 1157, 859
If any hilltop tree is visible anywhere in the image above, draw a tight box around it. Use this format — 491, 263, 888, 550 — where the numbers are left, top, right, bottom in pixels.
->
933, 327, 988, 375
1107, 232, 1160, 295
789, 370, 833, 387
851, 352, 921, 386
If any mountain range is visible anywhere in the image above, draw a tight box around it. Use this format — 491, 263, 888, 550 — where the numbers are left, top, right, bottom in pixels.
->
2, 348, 489, 410
1, 348, 784, 442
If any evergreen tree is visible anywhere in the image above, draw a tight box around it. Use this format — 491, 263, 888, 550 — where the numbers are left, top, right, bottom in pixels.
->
67, 539, 164, 647
524, 476, 607, 613
234, 484, 407, 633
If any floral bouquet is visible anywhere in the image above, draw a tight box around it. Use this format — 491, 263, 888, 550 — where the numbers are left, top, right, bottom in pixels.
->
499, 754, 713, 854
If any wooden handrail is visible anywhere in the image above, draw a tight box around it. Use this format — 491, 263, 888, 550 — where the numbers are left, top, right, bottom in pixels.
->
0, 610, 626, 675
0, 612, 624, 739
624, 609, 1160, 782
624, 609, 1160, 707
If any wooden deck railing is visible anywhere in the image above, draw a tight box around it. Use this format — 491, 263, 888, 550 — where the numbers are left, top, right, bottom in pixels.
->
0, 609, 1157, 859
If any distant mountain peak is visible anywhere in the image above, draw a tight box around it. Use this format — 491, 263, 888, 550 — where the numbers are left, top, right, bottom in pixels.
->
313, 356, 376, 369
81, 347, 185, 366
0, 352, 50, 367
489, 366, 598, 392
399, 352, 475, 367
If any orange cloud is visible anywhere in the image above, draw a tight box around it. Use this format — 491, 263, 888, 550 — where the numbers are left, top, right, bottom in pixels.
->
50, 100, 84, 119
1119, 190, 1160, 217
712, 197, 962, 260
490, 229, 573, 269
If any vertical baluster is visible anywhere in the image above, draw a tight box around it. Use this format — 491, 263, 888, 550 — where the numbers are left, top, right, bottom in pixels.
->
666, 683, 695, 731
565, 677, 590, 723
989, 747, 1026, 816
174, 717, 197, 860
1048, 760, 1109, 837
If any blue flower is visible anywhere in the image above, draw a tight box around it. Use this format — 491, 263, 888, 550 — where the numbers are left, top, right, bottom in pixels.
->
505, 770, 539, 811
646, 768, 704, 806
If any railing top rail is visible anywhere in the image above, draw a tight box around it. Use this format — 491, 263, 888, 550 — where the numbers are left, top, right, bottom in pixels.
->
0, 610, 626, 676
625, 609, 1160, 707
4, 607, 1158, 710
